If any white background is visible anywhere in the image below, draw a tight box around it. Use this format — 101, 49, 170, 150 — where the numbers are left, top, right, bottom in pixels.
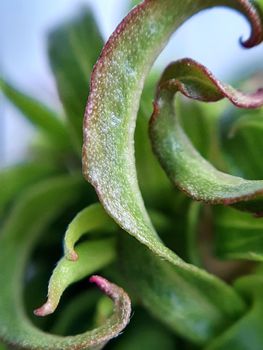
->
1, 0, 263, 166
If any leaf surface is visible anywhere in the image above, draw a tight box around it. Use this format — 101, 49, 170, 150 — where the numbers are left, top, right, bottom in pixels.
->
83, 1, 262, 341
206, 275, 263, 350
214, 206, 263, 261
0, 178, 130, 349
149, 58, 263, 214
48, 7, 104, 151
0, 79, 68, 149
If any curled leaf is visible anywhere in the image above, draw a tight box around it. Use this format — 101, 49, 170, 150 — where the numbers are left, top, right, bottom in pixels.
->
83, 1, 262, 342
149, 58, 263, 213
119, 234, 245, 345
35, 238, 116, 316
64, 204, 117, 261
0, 178, 130, 349
83, 0, 263, 241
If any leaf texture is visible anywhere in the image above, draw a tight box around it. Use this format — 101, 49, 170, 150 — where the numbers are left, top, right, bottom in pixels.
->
0, 177, 130, 349
83, 0, 263, 342
149, 58, 263, 213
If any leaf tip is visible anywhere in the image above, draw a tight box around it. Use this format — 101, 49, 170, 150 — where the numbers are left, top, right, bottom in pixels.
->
34, 300, 54, 317
89, 275, 117, 300
67, 249, 79, 261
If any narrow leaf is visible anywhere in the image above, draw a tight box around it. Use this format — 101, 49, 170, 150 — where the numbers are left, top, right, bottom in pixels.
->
83, 0, 263, 244
83, 2, 261, 342
149, 58, 263, 214
0, 162, 58, 215
35, 238, 116, 317
0, 177, 130, 349
120, 234, 245, 345
220, 108, 263, 179
214, 206, 263, 261
48, 7, 104, 151
0, 79, 68, 148
205, 275, 263, 350
64, 203, 117, 261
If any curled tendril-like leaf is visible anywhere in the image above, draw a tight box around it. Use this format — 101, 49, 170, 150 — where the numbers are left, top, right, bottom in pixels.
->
83, 0, 263, 246
82, 0, 263, 341
149, 58, 263, 213
36, 203, 117, 316
64, 203, 117, 261
34, 238, 116, 316
0, 178, 131, 349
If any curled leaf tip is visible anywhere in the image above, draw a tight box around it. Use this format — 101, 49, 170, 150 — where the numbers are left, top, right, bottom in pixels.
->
156, 58, 263, 109
149, 56, 263, 212
34, 300, 54, 317
90, 275, 124, 301
238, 0, 263, 47
68, 250, 79, 261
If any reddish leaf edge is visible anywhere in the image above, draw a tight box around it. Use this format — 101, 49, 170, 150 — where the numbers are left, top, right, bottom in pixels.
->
82, 0, 263, 180
156, 58, 263, 109
34, 275, 131, 319
149, 57, 263, 208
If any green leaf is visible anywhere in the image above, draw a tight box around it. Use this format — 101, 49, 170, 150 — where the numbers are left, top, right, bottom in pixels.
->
205, 275, 263, 350
214, 206, 263, 261
149, 58, 263, 215
112, 309, 176, 350
186, 202, 203, 266
119, 234, 245, 345
82, 2, 262, 345
64, 203, 117, 261
48, 7, 104, 151
0, 79, 68, 149
0, 177, 130, 349
83, 0, 263, 243
35, 238, 116, 316
220, 109, 263, 179
135, 72, 173, 205
50, 291, 100, 335
0, 162, 58, 215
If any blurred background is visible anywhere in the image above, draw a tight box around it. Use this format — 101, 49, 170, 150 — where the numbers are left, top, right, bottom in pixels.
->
1, 0, 263, 167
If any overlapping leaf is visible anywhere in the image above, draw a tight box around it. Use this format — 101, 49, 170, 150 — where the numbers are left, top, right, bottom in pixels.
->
119, 234, 245, 345
0, 178, 130, 349
205, 275, 263, 350
36, 203, 118, 316
220, 107, 263, 179
83, 0, 263, 345
48, 7, 104, 150
149, 58, 263, 214
214, 206, 263, 261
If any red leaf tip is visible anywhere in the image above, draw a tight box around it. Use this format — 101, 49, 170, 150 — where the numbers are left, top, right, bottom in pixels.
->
89, 275, 117, 299
34, 300, 53, 317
